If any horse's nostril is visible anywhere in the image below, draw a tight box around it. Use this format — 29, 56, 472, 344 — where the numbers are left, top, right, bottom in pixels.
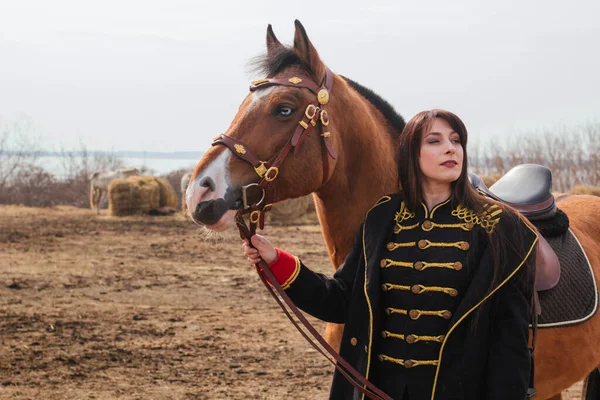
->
199, 176, 216, 192
232, 199, 243, 210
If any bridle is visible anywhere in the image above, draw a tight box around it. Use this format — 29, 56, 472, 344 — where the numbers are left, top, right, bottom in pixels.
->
211, 68, 392, 400
211, 67, 336, 232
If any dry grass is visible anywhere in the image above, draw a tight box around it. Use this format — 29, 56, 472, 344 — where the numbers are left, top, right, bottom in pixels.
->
480, 174, 501, 187
470, 122, 600, 192
569, 185, 600, 196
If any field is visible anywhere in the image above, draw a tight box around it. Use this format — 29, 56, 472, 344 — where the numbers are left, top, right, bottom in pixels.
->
0, 206, 583, 399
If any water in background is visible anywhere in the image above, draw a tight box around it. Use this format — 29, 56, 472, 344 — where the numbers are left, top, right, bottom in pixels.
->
37, 155, 200, 179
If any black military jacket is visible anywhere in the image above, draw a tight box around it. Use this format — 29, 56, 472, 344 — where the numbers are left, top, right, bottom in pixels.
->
284, 193, 538, 400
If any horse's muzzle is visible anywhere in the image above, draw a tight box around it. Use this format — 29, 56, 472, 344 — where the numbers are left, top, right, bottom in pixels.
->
191, 187, 242, 226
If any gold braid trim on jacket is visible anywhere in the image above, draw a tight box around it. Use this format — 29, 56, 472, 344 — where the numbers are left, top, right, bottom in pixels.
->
451, 204, 503, 234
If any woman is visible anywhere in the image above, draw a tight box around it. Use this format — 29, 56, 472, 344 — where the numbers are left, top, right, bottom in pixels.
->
243, 109, 538, 400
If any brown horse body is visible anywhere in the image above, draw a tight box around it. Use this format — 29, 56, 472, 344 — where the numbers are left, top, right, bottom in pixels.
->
187, 21, 600, 400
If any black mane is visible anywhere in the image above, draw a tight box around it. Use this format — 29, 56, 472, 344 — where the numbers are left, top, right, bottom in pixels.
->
341, 76, 406, 136
251, 48, 406, 137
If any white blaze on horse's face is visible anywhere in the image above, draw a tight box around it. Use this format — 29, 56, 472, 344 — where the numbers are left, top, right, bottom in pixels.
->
186, 87, 277, 231
186, 149, 237, 231
249, 86, 275, 106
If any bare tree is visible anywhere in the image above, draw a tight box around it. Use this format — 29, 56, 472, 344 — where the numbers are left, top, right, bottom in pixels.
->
0, 118, 42, 190
470, 122, 600, 192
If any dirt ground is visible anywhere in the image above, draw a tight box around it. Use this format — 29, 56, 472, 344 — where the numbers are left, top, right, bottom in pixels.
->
0, 205, 583, 399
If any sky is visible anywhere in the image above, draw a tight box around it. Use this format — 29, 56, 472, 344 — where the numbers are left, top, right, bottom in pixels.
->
0, 0, 599, 153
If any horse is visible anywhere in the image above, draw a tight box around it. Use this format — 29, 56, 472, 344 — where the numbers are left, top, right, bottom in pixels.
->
89, 167, 139, 215
180, 172, 193, 213
185, 21, 600, 400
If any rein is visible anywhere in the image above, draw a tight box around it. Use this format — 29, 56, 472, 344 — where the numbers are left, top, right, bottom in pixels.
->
212, 68, 392, 400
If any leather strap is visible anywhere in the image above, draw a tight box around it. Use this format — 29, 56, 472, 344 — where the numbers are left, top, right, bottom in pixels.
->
236, 214, 392, 400
213, 135, 263, 169
250, 76, 322, 95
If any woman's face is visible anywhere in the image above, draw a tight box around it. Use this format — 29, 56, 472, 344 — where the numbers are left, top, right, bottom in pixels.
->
418, 117, 464, 188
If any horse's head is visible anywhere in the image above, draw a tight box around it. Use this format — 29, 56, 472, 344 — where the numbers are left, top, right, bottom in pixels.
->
187, 21, 341, 231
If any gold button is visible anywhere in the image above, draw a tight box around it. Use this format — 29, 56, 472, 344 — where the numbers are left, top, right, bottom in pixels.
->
380, 259, 387, 268
386, 242, 395, 251
465, 222, 475, 230
453, 261, 463, 271
378, 354, 385, 362
404, 359, 415, 369
414, 261, 424, 271
411, 285, 422, 294
443, 311, 452, 320
418, 240, 428, 249
438, 335, 446, 342
460, 242, 470, 251
448, 288, 458, 297
409, 310, 420, 320
381, 331, 388, 339
405, 334, 417, 344
422, 220, 433, 231
350, 337, 358, 346
385, 308, 392, 315
381, 284, 389, 292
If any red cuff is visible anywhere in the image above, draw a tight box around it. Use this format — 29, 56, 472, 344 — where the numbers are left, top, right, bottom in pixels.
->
264, 248, 300, 289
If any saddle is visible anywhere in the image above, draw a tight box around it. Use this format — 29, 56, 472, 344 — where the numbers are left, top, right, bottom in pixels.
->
469, 164, 561, 292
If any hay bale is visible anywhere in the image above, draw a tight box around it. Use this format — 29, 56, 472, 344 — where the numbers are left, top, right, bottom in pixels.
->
108, 176, 160, 216
569, 185, 600, 197
154, 177, 178, 208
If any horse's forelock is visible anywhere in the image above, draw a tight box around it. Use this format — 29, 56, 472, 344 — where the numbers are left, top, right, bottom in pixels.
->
250, 47, 308, 78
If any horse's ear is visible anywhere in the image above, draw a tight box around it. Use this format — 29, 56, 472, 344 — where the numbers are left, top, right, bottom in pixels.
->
266, 24, 284, 58
292, 20, 326, 83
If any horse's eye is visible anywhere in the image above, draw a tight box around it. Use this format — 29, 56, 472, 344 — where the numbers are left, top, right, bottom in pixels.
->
275, 105, 294, 117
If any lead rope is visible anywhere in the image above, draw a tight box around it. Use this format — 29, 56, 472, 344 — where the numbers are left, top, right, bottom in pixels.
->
235, 213, 392, 400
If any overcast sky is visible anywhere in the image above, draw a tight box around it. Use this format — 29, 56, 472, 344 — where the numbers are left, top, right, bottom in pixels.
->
0, 0, 598, 152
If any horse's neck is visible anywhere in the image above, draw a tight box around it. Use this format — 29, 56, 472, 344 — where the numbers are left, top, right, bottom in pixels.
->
315, 104, 399, 269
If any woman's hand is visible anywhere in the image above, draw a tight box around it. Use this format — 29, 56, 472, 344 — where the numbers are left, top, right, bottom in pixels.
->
242, 234, 278, 265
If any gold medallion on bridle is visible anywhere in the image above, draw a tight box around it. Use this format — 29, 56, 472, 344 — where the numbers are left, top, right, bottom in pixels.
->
318, 89, 329, 105
288, 77, 303, 84
234, 144, 247, 154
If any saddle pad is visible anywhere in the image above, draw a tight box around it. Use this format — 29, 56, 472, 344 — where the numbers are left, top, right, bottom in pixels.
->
532, 208, 569, 238
537, 228, 598, 327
